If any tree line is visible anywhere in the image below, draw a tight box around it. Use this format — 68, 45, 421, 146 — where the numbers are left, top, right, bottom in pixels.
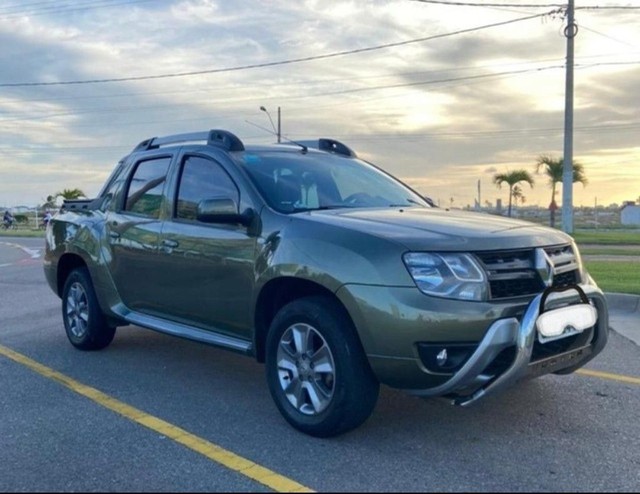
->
493, 155, 587, 227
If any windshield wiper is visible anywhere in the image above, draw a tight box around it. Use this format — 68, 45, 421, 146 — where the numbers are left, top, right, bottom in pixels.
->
388, 199, 426, 208
291, 204, 355, 212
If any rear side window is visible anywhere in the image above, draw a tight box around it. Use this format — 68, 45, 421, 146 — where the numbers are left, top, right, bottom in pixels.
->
124, 157, 171, 218
175, 155, 239, 221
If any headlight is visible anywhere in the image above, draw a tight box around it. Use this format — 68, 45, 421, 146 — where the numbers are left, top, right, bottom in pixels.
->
403, 252, 488, 301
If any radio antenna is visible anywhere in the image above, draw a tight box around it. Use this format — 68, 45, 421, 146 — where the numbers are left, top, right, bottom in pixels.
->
245, 119, 307, 154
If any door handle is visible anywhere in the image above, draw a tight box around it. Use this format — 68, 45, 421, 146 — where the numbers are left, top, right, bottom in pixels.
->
162, 239, 179, 248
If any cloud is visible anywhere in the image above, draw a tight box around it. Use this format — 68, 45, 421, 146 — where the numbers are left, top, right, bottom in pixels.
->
0, 0, 638, 209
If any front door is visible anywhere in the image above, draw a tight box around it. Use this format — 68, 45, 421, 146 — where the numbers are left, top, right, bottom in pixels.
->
154, 154, 256, 339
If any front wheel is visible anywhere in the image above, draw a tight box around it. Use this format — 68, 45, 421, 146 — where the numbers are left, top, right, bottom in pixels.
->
61, 268, 116, 350
266, 296, 379, 437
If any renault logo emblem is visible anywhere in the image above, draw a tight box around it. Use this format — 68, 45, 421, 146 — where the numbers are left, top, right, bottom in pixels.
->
535, 248, 554, 287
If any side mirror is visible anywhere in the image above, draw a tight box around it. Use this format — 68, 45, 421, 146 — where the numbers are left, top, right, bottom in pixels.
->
196, 198, 254, 226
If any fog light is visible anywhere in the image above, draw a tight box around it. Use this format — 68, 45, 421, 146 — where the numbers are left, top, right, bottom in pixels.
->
417, 342, 478, 374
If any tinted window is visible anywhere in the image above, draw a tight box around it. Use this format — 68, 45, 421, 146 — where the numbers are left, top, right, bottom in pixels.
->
175, 155, 239, 221
99, 160, 127, 212
124, 157, 171, 218
234, 151, 429, 213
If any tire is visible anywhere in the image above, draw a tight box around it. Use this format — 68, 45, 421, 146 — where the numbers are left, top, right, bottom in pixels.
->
265, 296, 379, 438
61, 268, 116, 351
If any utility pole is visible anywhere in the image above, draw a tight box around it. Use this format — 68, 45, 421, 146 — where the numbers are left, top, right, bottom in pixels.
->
277, 106, 281, 143
562, 0, 576, 233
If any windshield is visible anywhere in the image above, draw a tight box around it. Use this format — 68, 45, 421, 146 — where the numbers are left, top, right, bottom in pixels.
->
234, 150, 430, 213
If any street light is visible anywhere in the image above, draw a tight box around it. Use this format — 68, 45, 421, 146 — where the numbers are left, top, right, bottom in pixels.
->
260, 106, 281, 143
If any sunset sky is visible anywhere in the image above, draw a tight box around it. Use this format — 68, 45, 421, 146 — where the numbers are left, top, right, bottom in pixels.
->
0, 0, 638, 210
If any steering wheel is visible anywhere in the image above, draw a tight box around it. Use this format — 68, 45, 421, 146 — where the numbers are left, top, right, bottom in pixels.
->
343, 192, 372, 205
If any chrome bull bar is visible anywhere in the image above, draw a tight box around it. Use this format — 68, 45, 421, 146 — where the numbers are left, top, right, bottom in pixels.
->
406, 284, 609, 406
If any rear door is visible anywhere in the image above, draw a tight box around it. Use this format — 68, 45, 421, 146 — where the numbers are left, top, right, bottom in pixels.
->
105, 155, 172, 312
154, 153, 257, 339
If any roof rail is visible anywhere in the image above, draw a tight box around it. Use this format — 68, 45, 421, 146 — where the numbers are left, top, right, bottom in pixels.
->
293, 139, 357, 158
132, 129, 245, 152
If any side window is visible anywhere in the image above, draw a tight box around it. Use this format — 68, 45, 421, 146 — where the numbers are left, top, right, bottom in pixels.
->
124, 157, 171, 218
175, 155, 239, 221
99, 161, 127, 212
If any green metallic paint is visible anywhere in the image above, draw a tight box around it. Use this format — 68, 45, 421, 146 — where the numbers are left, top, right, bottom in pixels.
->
44, 139, 607, 395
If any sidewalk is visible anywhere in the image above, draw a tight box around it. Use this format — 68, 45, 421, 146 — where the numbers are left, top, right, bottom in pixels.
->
606, 293, 640, 346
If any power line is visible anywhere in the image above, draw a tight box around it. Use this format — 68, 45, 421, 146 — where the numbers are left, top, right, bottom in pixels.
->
0, 11, 553, 87
411, 0, 640, 9
6, 52, 634, 106
576, 5, 640, 10
1, 121, 638, 157
580, 24, 637, 47
0, 65, 568, 122
284, 65, 565, 99
1, 57, 572, 104
1, 59, 637, 123
411, 1, 564, 7
0, 0, 155, 19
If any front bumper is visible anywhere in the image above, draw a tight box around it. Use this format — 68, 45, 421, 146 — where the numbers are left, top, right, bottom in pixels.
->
404, 284, 608, 405
338, 283, 608, 405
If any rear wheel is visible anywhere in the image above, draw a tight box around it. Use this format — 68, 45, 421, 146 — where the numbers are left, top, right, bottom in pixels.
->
62, 268, 116, 350
266, 296, 379, 437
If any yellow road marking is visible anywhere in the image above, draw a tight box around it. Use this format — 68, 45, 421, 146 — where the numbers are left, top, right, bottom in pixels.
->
0, 344, 314, 493
576, 368, 640, 386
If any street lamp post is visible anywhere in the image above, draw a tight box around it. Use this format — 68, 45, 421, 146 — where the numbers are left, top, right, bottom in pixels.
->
260, 106, 281, 143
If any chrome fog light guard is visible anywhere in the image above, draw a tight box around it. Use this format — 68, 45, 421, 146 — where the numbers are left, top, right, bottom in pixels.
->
536, 285, 597, 343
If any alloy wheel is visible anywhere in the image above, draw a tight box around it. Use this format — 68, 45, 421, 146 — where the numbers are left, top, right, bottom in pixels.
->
66, 282, 89, 339
276, 323, 336, 415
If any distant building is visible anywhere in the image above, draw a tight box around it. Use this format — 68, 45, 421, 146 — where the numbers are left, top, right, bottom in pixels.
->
621, 204, 640, 226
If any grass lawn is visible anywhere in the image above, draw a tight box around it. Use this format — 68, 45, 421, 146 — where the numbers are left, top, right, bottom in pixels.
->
0, 229, 45, 238
584, 261, 640, 295
578, 247, 640, 256
572, 230, 640, 245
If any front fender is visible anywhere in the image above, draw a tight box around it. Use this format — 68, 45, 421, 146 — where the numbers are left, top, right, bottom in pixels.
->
253, 218, 414, 294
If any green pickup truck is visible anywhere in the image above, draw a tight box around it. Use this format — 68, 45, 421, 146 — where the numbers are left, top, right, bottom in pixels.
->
43, 129, 609, 437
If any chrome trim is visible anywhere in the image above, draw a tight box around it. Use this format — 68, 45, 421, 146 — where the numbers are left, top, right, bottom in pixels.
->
477, 243, 582, 299
118, 309, 253, 354
535, 248, 553, 287
405, 284, 609, 405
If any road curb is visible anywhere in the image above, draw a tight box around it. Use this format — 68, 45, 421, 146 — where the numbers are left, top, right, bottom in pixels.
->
605, 292, 640, 313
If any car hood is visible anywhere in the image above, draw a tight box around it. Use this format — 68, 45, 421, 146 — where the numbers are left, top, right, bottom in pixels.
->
296, 207, 573, 251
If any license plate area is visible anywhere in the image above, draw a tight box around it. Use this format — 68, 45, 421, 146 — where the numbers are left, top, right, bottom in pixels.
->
527, 344, 592, 378
536, 303, 598, 344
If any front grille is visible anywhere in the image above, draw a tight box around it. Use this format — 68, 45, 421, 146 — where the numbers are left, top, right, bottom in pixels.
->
475, 244, 580, 300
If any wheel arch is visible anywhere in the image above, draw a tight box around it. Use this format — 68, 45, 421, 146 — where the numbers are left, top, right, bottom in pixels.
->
253, 277, 355, 363
56, 253, 89, 297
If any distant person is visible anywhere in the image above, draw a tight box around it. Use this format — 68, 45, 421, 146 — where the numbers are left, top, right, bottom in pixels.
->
42, 210, 53, 228
3, 210, 14, 229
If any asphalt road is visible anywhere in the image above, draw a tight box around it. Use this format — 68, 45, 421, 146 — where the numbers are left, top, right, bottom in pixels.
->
1, 237, 639, 492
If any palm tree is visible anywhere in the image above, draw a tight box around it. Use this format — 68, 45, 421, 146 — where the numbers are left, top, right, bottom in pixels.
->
493, 170, 534, 217
55, 188, 87, 200
512, 185, 526, 210
535, 155, 587, 228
